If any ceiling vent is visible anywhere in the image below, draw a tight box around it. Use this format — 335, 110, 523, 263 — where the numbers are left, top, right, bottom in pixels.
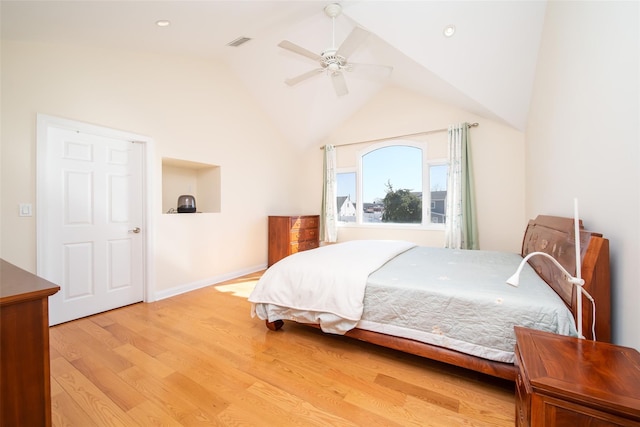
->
227, 37, 252, 47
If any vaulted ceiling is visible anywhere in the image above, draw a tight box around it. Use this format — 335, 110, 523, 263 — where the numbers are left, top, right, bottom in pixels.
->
1, 1, 547, 147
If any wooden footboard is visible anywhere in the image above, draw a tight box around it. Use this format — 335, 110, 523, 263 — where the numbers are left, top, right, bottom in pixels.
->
265, 319, 517, 380
343, 328, 517, 380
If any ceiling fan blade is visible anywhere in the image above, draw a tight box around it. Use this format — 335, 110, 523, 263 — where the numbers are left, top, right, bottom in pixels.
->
336, 27, 370, 59
284, 68, 324, 86
331, 72, 348, 97
278, 40, 323, 62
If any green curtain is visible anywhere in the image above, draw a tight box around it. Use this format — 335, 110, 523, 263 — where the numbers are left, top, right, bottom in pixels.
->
321, 145, 337, 242
445, 123, 478, 249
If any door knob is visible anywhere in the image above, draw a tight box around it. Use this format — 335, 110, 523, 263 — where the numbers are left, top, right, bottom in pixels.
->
129, 227, 141, 234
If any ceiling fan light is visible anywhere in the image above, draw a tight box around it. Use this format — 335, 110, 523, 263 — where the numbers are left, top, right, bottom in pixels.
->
324, 3, 342, 18
278, 3, 384, 97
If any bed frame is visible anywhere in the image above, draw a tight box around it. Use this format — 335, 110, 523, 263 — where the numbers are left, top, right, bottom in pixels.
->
264, 215, 611, 381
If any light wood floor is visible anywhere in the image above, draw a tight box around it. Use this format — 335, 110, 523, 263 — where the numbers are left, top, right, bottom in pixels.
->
49, 271, 515, 426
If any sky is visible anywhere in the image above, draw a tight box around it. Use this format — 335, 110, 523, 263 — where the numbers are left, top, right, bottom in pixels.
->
337, 146, 447, 203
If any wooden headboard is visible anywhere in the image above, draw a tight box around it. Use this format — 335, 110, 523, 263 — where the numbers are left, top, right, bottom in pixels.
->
520, 215, 611, 342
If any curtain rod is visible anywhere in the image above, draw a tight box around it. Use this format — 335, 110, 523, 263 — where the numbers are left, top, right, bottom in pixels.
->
319, 122, 479, 150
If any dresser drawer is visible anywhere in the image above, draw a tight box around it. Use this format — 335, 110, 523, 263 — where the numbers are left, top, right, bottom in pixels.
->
290, 227, 318, 242
290, 216, 319, 230
290, 240, 320, 254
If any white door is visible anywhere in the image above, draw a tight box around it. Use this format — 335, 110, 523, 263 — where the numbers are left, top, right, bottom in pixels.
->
39, 124, 145, 325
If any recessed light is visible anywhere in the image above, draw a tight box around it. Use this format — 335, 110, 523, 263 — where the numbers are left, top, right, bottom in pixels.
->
156, 20, 171, 27
443, 24, 456, 37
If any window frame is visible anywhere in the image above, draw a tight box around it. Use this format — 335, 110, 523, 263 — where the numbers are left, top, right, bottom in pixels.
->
335, 168, 357, 223
335, 140, 448, 229
427, 161, 449, 225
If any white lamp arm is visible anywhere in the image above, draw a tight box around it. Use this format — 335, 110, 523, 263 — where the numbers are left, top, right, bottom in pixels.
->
506, 250, 596, 340
506, 251, 585, 287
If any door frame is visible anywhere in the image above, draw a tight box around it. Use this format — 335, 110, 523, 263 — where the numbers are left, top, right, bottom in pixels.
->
36, 114, 155, 304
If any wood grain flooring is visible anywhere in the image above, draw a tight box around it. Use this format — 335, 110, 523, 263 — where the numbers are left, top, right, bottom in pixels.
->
49, 271, 515, 426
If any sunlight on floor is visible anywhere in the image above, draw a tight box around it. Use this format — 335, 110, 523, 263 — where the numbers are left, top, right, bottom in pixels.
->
213, 279, 258, 298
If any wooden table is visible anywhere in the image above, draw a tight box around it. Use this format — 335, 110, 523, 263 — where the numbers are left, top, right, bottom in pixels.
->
514, 326, 640, 426
1, 259, 60, 427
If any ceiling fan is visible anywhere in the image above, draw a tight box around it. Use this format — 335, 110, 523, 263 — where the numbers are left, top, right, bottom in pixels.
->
278, 3, 392, 97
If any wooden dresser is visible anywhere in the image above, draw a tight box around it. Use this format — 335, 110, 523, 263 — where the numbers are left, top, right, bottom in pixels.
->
514, 326, 640, 427
268, 215, 320, 266
1, 259, 60, 427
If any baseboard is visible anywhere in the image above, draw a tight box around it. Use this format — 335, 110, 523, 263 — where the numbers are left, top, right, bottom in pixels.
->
152, 264, 266, 301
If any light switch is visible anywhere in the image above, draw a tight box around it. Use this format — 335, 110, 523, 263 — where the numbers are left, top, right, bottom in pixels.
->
19, 203, 32, 217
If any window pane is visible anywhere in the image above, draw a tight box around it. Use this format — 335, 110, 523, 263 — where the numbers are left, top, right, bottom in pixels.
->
362, 146, 422, 224
430, 164, 447, 224
336, 172, 356, 222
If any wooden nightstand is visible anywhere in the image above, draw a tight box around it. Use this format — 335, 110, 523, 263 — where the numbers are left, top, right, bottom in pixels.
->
268, 215, 320, 266
514, 326, 640, 426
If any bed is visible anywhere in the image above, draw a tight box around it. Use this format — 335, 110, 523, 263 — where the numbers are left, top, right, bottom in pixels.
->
248, 215, 610, 381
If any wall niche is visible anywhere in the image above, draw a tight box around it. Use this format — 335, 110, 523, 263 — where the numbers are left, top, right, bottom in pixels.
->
162, 157, 220, 214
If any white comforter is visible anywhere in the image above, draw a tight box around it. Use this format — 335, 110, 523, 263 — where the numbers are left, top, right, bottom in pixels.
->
248, 240, 416, 333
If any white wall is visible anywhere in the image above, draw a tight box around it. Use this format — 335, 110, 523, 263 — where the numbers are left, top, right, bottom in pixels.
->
301, 86, 527, 252
1, 40, 301, 295
526, 1, 639, 349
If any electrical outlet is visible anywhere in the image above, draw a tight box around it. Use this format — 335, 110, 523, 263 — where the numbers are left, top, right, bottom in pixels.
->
19, 203, 32, 217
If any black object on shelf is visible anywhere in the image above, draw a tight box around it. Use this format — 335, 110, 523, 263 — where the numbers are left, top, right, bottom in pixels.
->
177, 195, 196, 213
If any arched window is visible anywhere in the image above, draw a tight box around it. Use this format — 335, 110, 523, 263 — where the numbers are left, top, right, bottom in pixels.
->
362, 145, 422, 223
336, 141, 447, 227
